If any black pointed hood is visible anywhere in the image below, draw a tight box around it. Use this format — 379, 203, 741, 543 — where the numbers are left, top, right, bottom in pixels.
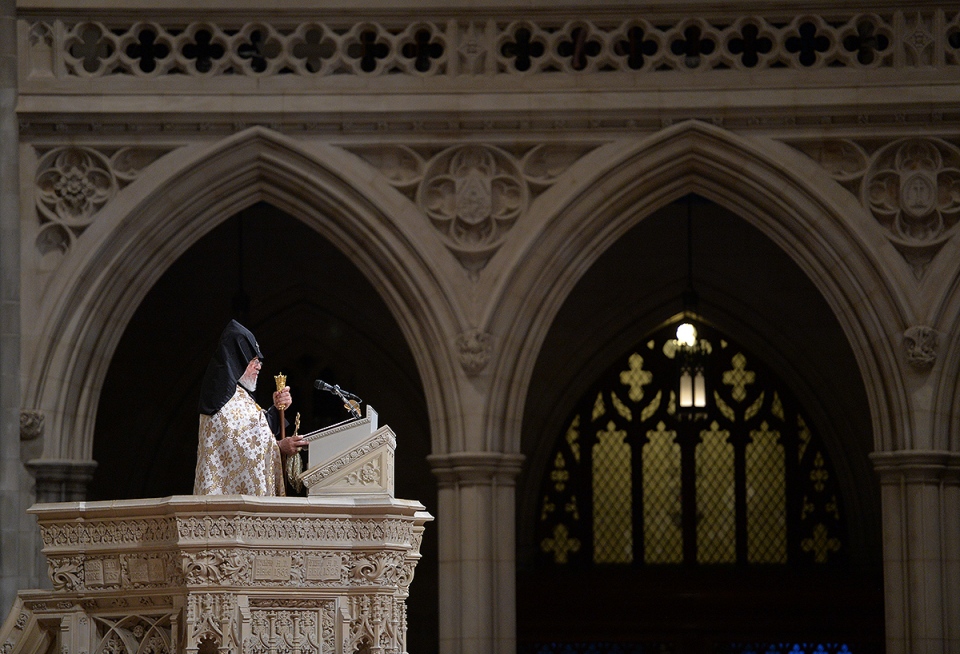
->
198, 320, 264, 415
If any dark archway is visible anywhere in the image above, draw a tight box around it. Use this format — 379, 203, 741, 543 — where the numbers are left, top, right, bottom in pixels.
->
88, 202, 438, 652
517, 197, 883, 652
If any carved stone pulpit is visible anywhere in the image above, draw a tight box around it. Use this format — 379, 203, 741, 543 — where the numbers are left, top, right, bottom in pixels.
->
0, 407, 431, 654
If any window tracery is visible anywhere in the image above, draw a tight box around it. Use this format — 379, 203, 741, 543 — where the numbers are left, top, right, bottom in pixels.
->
535, 321, 845, 568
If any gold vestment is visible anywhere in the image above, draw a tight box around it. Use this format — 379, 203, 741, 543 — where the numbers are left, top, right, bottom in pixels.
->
194, 386, 285, 496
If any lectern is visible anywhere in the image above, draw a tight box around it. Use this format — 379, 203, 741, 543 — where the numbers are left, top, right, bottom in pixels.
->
299, 404, 396, 496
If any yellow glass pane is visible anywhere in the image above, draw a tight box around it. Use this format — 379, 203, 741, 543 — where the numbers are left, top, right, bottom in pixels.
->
592, 421, 633, 563
696, 422, 735, 563
643, 421, 682, 563
746, 421, 786, 563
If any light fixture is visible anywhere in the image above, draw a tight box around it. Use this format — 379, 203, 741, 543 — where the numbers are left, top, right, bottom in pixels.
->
676, 195, 708, 418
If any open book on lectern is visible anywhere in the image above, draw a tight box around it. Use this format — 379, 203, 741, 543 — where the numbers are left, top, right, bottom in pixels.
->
297, 404, 396, 496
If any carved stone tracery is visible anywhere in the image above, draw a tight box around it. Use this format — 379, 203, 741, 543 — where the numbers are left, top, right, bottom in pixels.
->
790, 136, 960, 278
354, 143, 598, 272
33, 146, 174, 262
23, 11, 960, 81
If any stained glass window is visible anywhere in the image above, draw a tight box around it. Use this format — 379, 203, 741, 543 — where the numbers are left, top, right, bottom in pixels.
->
535, 321, 845, 567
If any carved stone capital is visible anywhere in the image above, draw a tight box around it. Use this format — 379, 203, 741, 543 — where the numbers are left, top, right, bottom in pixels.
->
903, 324, 938, 371
870, 450, 960, 484
427, 451, 525, 486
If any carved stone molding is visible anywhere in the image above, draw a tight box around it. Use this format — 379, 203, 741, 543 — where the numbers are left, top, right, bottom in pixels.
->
789, 137, 960, 278
352, 143, 598, 273
903, 325, 939, 371
456, 328, 494, 375
19, 410, 44, 441
33, 145, 175, 264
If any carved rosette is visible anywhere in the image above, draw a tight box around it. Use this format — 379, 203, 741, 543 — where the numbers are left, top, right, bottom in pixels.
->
34, 146, 174, 263
456, 328, 493, 375
903, 325, 938, 371
19, 410, 44, 441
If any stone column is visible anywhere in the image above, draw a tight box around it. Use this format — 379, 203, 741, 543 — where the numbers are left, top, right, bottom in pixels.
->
429, 452, 524, 654
871, 450, 960, 654
0, 0, 23, 618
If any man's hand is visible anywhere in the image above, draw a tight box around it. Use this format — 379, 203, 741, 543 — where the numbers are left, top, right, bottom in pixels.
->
273, 386, 292, 411
279, 433, 309, 456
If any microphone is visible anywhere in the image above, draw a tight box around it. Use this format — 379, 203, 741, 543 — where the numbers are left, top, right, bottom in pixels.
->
314, 379, 360, 401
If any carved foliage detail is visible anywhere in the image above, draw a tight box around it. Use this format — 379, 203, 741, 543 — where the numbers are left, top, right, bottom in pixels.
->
903, 325, 938, 371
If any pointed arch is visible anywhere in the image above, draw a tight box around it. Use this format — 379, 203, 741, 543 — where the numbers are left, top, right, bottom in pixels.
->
25, 127, 466, 461
486, 120, 911, 455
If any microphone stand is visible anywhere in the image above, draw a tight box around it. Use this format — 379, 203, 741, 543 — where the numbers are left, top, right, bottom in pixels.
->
332, 384, 362, 419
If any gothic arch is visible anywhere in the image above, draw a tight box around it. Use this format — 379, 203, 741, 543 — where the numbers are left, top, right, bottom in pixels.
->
24, 127, 466, 463
486, 120, 913, 458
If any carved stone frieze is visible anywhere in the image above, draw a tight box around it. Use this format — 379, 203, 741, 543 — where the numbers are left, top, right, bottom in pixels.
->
40, 518, 177, 548
47, 551, 181, 592
353, 143, 599, 273
903, 325, 939, 371
456, 328, 493, 375
789, 137, 960, 278
176, 515, 412, 543
19, 411, 43, 441
33, 145, 176, 263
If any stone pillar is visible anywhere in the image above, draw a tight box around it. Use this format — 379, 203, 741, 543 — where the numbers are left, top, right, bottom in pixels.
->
429, 452, 524, 654
871, 450, 960, 654
24, 460, 98, 504
0, 0, 23, 618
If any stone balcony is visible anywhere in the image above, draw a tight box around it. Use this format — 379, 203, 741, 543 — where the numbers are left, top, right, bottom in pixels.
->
0, 494, 432, 654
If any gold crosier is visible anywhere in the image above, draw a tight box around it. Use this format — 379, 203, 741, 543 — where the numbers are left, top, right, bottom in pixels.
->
274, 373, 304, 493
